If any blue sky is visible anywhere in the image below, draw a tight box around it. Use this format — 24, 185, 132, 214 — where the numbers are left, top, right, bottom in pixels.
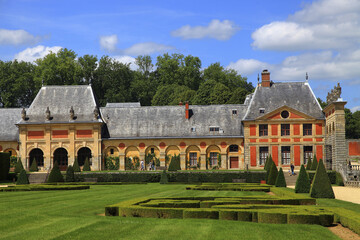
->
1, 0, 360, 111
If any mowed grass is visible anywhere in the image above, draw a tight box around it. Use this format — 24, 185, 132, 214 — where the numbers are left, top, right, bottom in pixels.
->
0, 184, 340, 240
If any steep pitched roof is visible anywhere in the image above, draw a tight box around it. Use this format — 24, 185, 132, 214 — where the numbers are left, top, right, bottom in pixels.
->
0, 108, 22, 141
100, 104, 247, 139
243, 82, 324, 120
17, 85, 102, 124
106, 102, 141, 108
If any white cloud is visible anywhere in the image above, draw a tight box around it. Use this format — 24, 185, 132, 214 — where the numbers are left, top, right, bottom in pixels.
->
122, 42, 174, 56
0, 29, 42, 46
351, 106, 360, 113
227, 59, 269, 76
100, 34, 118, 52
251, 0, 360, 51
113, 55, 138, 70
171, 19, 239, 40
14, 45, 62, 62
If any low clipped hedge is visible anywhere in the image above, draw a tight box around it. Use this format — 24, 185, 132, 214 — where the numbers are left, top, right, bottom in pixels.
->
186, 183, 271, 192
0, 184, 90, 192
76, 171, 266, 183
45, 182, 147, 185
332, 208, 360, 236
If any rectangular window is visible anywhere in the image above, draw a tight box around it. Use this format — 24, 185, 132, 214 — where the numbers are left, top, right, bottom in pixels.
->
259, 124, 268, 136
189, 152, 197, 166
209, 127, 220, 132
229, 145, 239, 152
281, 124, 290, 136
232, 110, 237, 115
304, 146, 313, 164
110, 149, 114, 155
259, 108, 265, 114
259, 147, 269, 166
151, 148, 154, 154
209, 152, 218, 166
303, 124, 312, 136
281, 146, 291, 165
191, 127, 196, 132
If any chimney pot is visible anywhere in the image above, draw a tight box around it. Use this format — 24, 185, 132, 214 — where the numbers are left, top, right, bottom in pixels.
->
185, 101, 189, 119
261, 69, 271, 87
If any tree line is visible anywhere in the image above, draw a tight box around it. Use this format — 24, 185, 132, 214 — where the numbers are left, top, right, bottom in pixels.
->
0, 48, 254, 108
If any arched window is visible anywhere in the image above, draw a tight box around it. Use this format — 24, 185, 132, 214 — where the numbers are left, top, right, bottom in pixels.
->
77, 147, 92, 166
29, 148, 44, 167
54, 148, 68, 170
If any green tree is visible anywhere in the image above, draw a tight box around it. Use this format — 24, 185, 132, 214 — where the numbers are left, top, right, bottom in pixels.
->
208, 82, 231, 104
310, 159, 335, 198
152, 84, 194, 106
159, 170, 169, 184
295, 165, 311, 193
275, 167, 286, 187
83, 157, 91, 171
16, 169, 29, 184
65, 165, 75, 182
267, 161, 278, 185
306, 157, 312, 170
345, 108, 360, 139
317, 97, 327, 109
192, 80, 218, 105
311, 155, 318, 171
78, 54, 98, 85
227, 88, 250, 104
47, 161, 64, 183
29, 158, 38, 172
14, 159, 25, 174
73, 158, 81, 172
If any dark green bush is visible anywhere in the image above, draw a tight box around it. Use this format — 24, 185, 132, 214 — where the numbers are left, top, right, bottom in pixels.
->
83, 157, 91, 171
125, 157, 134, 170
168, 155, 181, 171
66, 165, 75, 182
305, 157, 312, 170
275, 168, 286, 187
105, 157, 119, 170
311, 155, 318, 171
0, 152, 10, 180
183, 209, 219, 219
16, 169, 29, 184
308, 171, 336, 184
47, 162, 64, 183
310, 159, 335, 198
10, 156, 17, 169
73, 158, 81, 172
267, 161, 278, 185
29, 158, 38, 172
335, 172, 344, 186
295, 165, 311, 193
160, 170, 168, 184
258, 212, 287, 224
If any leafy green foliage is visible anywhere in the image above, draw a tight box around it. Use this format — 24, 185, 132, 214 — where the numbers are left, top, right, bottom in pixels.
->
311, 155, 318, 171
0, 152, 10, 180
160, 170, 168, 184
267, 161, 278, 185
275, 168, 286, 187
295, 165, 311, 193
305, 157, 312, 170
335, 172, 344, 186
217, 154, 222, 169
16, 169, 29, 185
29, 158, 38, 172
125, 157, 134, 170
310, 159, 335, 198
65, 165, 75, 182
345, 108, 360, 139
83, 157, 91, 171
14, 159, 25, 174
168, 155, 181, 171
105, 157, 119, 170
47, 161, 64, 183
73, 158, 81, 172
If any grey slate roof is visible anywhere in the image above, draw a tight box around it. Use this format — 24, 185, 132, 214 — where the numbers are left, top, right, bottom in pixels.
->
0, 108, 22, 141
243, 82, 324, 120
106, 102, 141, 108
17, 85, 102, 124
100, 104, 247, 139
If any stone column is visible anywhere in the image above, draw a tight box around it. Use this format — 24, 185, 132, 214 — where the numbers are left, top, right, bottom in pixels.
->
221, 153, 227, 169
180, 153, 186, 170
200, 153, 206, 169
160, 152, 166, 167
119, 153, 125, 171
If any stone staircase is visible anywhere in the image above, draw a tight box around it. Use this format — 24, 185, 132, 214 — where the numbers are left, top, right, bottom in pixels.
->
28, 172, 49, 184
284, 170, 299, 186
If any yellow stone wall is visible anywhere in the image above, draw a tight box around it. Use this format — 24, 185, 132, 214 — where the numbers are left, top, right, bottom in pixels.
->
0, 141, 19, 157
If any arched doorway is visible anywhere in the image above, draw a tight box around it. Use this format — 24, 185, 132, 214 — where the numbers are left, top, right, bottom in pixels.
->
29, 148, 44, 169
77, 147, 92, 166
4, 148, 17, 157
54, 148, 68, 171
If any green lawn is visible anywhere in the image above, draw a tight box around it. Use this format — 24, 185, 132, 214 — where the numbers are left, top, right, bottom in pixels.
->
0, 184, 341, 240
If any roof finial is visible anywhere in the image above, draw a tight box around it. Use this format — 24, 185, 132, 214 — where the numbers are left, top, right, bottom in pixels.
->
21, 108, 27, 120
305, 72, 308, 82
70, 106, 75, 120
257, 73, 260, 85
45, 106, 51, 120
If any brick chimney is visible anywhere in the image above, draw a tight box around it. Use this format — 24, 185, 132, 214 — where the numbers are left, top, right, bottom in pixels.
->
261, 69, 271, 87
185, 101, 189, 119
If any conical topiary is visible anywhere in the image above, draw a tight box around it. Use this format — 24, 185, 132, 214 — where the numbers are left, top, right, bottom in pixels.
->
295, 165, 311, 193
264, 155, 269, 170
16, 169, 29, 185
265, 155, 273, 172
47, 161, 64, 183
305, 157, 312, 170
160, 170, 168, 184
83, 157, 91, 171
311, 155, 318, 171
275, 167, 287, 187
73, 158, 81, 172
29, 158, 38, 172
267, 161, 278, 185
65, 165, 75, 182
14, 159, 24, 174
168, 155, 181, 171
310, 159, 335, 198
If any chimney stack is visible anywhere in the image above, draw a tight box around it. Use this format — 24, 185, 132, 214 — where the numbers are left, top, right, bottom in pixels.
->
261, 69, 271, 87
185, 101, 189, 119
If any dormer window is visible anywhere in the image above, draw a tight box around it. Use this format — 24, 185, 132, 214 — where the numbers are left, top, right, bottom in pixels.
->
209, 127, 220, 132
259, 108, 265, 114
232, 109, 237, 115
191, 127, 196, 132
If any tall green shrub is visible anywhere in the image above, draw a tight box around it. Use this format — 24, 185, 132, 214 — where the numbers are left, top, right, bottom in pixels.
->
14, 159, 24, 174
83, 157, 91, 171
267, 161, 278, 185
29, 158, 38, 172
275, 167, 286, 187
160, 170, 168, 184
168, 155, 181, 171
295, 165, 311, 193
265, 155, 273, 172
0, 152, 10, 180
47, 161, 64, 183
16, 169, 29, 184
336, 172, 344, 186
73, 158, 81, 172
311, 155, 318, 170
310, 159, 335, 198
306, 157, 312, 170
66, 165, 75, 182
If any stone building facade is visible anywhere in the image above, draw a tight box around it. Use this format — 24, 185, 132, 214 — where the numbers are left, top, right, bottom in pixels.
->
0, 70, 350, 173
